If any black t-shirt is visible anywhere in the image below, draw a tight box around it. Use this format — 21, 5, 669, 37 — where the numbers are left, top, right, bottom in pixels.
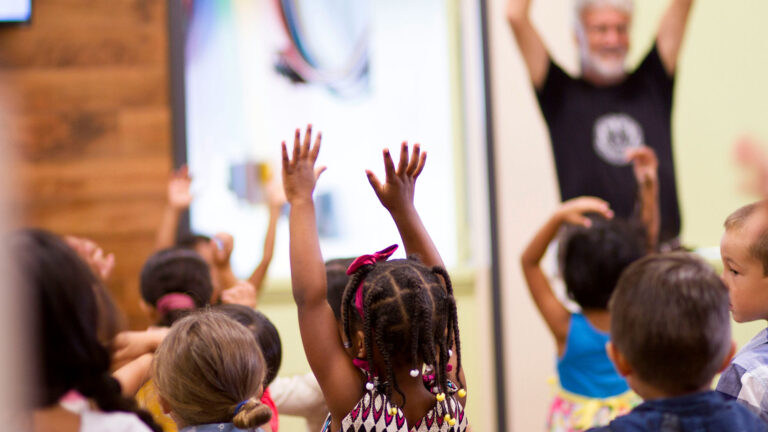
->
536, 45, 681, 242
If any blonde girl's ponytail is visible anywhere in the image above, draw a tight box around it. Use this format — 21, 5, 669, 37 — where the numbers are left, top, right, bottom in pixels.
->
232, 397, 273, 429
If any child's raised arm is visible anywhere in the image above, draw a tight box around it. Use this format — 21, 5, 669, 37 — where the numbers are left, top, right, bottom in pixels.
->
366, 142, 443, 268
627, 146, 660, 252
155, 165, 192, 251
282, 125, 363, 423
520, 197, 613, 351
248, 180, 285, 293
366, 143, 468, 399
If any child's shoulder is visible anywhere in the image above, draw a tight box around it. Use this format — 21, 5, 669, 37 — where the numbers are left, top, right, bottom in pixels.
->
725, 328, 768, 378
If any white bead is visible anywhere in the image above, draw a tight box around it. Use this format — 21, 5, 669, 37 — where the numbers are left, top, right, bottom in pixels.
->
448, 349, 453, 357
365, 382, 374, 391
410, 368, 419, 377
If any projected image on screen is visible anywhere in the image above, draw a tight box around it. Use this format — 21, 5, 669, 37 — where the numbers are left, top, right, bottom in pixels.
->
0, 0, 31, 22
184, 0, 460, 278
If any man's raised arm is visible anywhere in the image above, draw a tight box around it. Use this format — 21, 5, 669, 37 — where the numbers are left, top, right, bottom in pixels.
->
656, 0, 695, 75
506, 0, 550, 90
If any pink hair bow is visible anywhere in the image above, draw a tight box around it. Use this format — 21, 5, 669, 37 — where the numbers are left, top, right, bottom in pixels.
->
346, 244, 398, 319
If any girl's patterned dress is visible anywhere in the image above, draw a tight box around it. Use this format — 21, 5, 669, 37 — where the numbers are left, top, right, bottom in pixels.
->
321, 379, 467, 432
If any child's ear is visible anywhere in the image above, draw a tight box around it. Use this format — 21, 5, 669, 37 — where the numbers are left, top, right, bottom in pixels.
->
605, 342, 632, 377
354, 329, 366, 359
718, 340, 738, 373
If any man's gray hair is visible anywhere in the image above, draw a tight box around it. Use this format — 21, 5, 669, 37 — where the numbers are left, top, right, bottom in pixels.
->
575, 0, 634, 19
574, 0, 633, 31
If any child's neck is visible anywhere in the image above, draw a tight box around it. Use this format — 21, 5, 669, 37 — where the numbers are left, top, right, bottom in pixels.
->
582, 309, 611, 332
389, 368, 439, 427
632, 379, 713, 401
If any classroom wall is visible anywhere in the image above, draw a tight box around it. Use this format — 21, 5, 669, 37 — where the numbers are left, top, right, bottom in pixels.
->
488, 0, 768, 430
1, 0, 172, 329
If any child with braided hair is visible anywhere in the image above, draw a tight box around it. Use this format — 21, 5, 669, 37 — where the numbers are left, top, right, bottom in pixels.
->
282, 125, 468, 432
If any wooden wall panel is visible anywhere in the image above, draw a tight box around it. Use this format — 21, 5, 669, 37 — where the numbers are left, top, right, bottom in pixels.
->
2, 0, 173, 329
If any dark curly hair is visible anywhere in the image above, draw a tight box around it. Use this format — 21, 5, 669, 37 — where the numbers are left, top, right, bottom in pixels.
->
560, 215, 647, 310
340, 256, 462, 413
140, 247, 213, 326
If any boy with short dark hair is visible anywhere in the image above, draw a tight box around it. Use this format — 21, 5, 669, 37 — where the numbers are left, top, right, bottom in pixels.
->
718, 201, 768, 422
588, 252, 766, 431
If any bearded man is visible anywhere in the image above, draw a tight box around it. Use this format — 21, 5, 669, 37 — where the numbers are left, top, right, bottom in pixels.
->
507, 0, 694, 246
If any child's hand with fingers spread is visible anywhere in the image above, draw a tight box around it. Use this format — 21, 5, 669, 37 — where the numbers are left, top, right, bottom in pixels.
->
282, 124, 326, 205
65, 236, 116, 281
366, 141, 426, 215
556, 197, 614, 227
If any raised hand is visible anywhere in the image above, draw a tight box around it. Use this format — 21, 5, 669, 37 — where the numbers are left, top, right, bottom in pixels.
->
64, 236, 116, 281
221, 280, 258, 308
627, 146, 658, 187
168, 165, 193, 210
555, 197, 614, 228
734, 136, 768, 198
265, 176, 287, 212
366, 141, 426, 215
282, 124, 326, 205
211, 232, 234, 267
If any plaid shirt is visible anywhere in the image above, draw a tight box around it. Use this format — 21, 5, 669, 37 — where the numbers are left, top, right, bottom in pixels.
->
717, 328, 768, 423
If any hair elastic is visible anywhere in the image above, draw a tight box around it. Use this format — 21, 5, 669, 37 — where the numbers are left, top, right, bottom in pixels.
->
156, 293, 195, 316
234, 399, 250, 415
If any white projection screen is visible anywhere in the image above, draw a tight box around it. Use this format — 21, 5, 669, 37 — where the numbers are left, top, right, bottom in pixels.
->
176, 0, 486, 278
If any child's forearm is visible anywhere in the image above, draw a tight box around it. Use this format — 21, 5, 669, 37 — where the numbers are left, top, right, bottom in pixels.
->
389, 205, 444, 269
289, 201, 326, 307
249, 205, 280, 292
155, 206, 181, 250
638, 179, 660, 252
112, 353, 153, 397
521, 212, 562, 269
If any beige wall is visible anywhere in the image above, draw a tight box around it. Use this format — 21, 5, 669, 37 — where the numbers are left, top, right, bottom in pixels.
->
488, 0, 768, 430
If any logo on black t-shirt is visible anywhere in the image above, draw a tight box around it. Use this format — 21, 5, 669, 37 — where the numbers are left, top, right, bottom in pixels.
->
593, 113, 644, 166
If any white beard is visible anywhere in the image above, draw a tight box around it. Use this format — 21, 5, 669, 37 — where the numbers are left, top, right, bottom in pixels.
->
581, 49, 626, 81
577, 31, 627, 82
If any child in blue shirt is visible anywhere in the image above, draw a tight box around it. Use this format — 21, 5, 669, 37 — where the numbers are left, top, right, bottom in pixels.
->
521, 148, 658, 431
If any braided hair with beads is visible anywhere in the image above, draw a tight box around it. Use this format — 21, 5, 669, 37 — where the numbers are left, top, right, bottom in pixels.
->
340, 255, 463, 417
